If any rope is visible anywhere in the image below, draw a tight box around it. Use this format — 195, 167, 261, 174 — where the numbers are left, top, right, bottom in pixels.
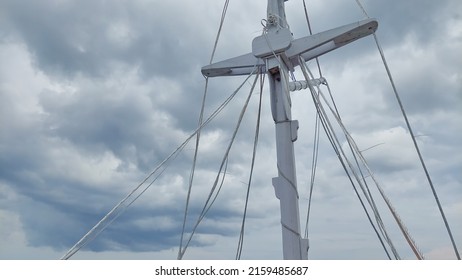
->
299, 57, 396, 259
304, 112, 319, 240
354, 0, 460, 260
61, 67, 256, 260
322, 80, 403, 259
178, 79, 207, 260
374, 32, 458, 259
301, 0, 324, 243
178, 72, 260, 259
322, 79, 424, 260
209, 0, 230, 65
301, 0, 323, 77
178, 0, 231, 260
61, 141, 188, 260
236, 73, 265, 260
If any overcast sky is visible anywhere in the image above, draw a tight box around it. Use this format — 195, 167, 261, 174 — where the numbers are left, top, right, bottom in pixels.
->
1, 0, 461, 260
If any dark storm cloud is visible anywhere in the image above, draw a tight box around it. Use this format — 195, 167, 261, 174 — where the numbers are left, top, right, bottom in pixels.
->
2, 0, 212, 79
82, 208, 184, 252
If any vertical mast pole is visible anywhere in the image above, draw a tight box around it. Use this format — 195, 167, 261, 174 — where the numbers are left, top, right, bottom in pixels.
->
202, 0, 377, 260
266, 0, 308, 260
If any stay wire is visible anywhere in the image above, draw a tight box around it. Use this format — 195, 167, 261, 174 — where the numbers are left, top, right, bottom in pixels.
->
178, 72, 260, 259
317, 69, 424, 259
354, 0, 460, 260
178, 0, 231, 259
316, 95, 393, 260
61, 146, 185, 260
376, 35, 460, 259
62, 138, 189, 259
321, 79, 403, 259
299, 57, 395, 259
62, 68, 255, 260
300, 1, 407, 258
323, 80, 398, 255
304, 111, 320, 240
308, 64, 402, 260
236, 73, 265, 260
210, 0, 230, 65
311, 90, 393, 260
309, 81, 386, 248
178, 78, 208, 259
302, 0, 323, 77
319, 98, 394, 260
301, 0, 323, 242
328, 89, 424, 259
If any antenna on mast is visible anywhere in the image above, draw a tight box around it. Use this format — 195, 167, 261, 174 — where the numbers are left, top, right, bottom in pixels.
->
201, 0, 378, 260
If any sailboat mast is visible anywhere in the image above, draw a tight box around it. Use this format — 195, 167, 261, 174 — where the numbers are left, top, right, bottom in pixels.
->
265, 0, 308, 260
201, 0, 378, 260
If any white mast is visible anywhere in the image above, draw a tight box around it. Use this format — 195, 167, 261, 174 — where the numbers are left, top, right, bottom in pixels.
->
202, 0, 378, 260
263, 0, 307, 260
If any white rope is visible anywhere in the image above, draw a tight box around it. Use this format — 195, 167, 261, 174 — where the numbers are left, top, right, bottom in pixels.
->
304, 111, 319, 240
320, 79, 403, 259
236, 73, 265, 260
354, 0, 460, 260
178, 72, 260, 259
302, 58, 424, 259
299, 57, 399, 259
301, 0, 322, 243
301, 0, 323, 77
61, 68, 257, 260
320, 79, 425, 260
209, 0, 230, 65
178, 0, 231, 260
178, 79, 207, 259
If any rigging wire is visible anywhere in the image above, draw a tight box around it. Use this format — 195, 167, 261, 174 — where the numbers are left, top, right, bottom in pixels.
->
322, 80, 403, 259
298, 57, 396, 259
61, 68, 256, 260
301, 0, 321, 242
178, 78, 208, 260
322, 78, 424, 260
178, 72, 260, 259
301, 0, 323, 77
61, 145, 186, 260
236, 73, 265, 260
210, 0, 230, 65
178, 0, 231, 260
300, 51, 424, 259
304, 112, 320, 240
354, 0, 460, 260
299, 0, 426, 260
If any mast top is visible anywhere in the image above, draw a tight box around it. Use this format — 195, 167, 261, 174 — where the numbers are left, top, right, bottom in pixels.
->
266, 0, 289, 30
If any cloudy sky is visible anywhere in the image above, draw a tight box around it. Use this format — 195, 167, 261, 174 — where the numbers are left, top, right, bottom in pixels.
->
1, 0, 461, 260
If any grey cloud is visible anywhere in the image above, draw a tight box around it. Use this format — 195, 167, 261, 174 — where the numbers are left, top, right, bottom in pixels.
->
3, 0, 212, 79
1, 0, 461, 260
